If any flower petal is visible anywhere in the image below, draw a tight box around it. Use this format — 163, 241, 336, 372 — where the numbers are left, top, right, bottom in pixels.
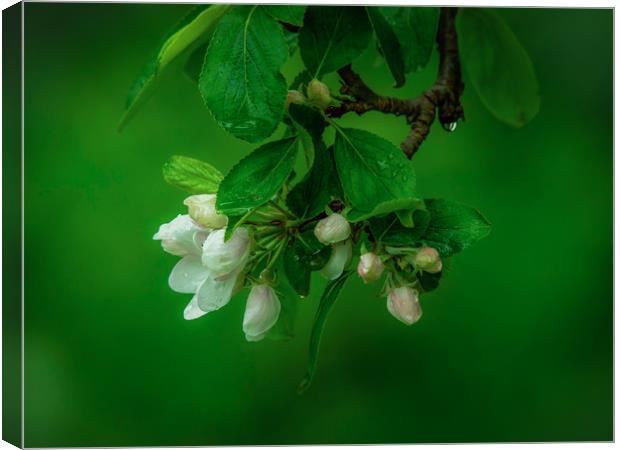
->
183, 295, 209, 320
243, 285, 281, 340
320, 240, 352, 280
196, 268, 242, 312
168, 255, 208, 294
153, 214, 208, 256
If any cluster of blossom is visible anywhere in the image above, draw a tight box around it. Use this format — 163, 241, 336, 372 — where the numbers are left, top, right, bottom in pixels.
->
154, 192, 443, 340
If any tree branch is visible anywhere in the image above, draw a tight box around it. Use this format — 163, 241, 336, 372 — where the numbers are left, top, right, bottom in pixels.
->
326, 7, 464, 158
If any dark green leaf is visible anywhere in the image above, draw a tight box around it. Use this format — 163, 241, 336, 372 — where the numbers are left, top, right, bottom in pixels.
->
418, 270, 442, 292
283, 242, 312, 297
266, 258, 300, 341
368, 208, 430, 246
457, 8, 540, 127
289, 70, 312, 91
184, 43, 207, 84
200, 6, 288, 142
333, 128, 420, 223
263, 5, 306, 26
162, 155, 223, 194
418, 199, 491, 257
287, 145, 341, 218
290, 229, 332, 272
377, 7, 439, 73
216, 137, 299, 217
119, 5, 231, 130
366, 7, 405, 87
298, 6, 372, 77
298, 271, 351, 393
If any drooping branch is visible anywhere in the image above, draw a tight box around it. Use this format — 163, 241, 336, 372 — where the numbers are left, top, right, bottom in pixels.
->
326, 7, 464, 158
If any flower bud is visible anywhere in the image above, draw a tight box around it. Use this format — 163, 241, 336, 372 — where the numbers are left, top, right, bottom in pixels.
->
183, 194, 228, 229
387, 287, 422, 325
414, 247, 442, 273
202, 227, 251, 277
320, 240, 352, 280
243, 284, 281, 342
357, 252, 384, 284
314, 213, 351, 245
307, 79, 332, 109
285, 90, 306, 110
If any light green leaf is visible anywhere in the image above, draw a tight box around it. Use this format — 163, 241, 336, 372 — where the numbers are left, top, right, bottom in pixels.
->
298, 6, 372, 78
333, 128, 419, 223
418, 199, 491, 257
298, 271, 351, 393
216, 137, 299, 217
457, 8, 540, 127
119, 5, 231, 131
263, 5, 306, 26
200, 6, 289, 142
366, 7, 405, 87
377, 7, 439, 73
162, 155, 223, 194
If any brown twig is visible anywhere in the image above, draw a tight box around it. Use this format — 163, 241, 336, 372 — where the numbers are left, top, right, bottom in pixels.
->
326, 7, 464, 158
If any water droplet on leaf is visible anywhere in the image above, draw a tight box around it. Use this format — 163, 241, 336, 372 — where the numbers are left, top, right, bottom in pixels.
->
443, 121, 458, 132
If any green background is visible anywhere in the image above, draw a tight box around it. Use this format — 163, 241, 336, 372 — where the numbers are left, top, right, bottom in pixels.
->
23, 4, 612, 446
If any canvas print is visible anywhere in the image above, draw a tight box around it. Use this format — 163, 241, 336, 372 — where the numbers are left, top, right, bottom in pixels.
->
3, 2, 613, 447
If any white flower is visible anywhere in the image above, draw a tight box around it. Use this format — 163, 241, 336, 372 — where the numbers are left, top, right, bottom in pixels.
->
387, 287, 422, 325
243, 284, 281, 342
153, 214, 208, 256
314, 213, 351, 245
155, 216, 250, 321
320, 240, 352, 280
357, 252, 384, 284
183, 194, 228, 229
202, 227, 251, 277
307, 79, 332, 109
414, 247, 442, 273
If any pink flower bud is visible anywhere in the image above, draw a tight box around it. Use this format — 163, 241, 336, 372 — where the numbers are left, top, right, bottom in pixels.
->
183, 194, 227, 229
357, 252, 384, 284
306, 79, 332, 109
387, 287, 422, 325
314, 213, 351, 245
285, 90, 306, 110
414, 247, 442, 273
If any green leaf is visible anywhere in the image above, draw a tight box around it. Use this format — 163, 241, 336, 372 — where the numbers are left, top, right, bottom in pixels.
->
263, 5, 306, 26
368, 208, 431, 246
162, 155, 224, 194
298, 6, 372, 78
457, 8, 540, 127
298, 271, 351, 393
417, 269, 443, 293
119, 5, 231, 131
283, 242, 312, 297
377, 7, 439, 73
184, 43, 207, 84
216, 137, 299, 217
287, 145, 341, 218
418, 199, 491, 257
266, 258, 300, 341
289, 70, 312, 91
200, 6, 289, 142
366, 7, 405, 87
287, 230, 331, 274
333, 128, 419, 223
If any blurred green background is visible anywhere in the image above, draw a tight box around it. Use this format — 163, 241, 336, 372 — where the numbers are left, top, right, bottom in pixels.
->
23, 4, 612, 446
